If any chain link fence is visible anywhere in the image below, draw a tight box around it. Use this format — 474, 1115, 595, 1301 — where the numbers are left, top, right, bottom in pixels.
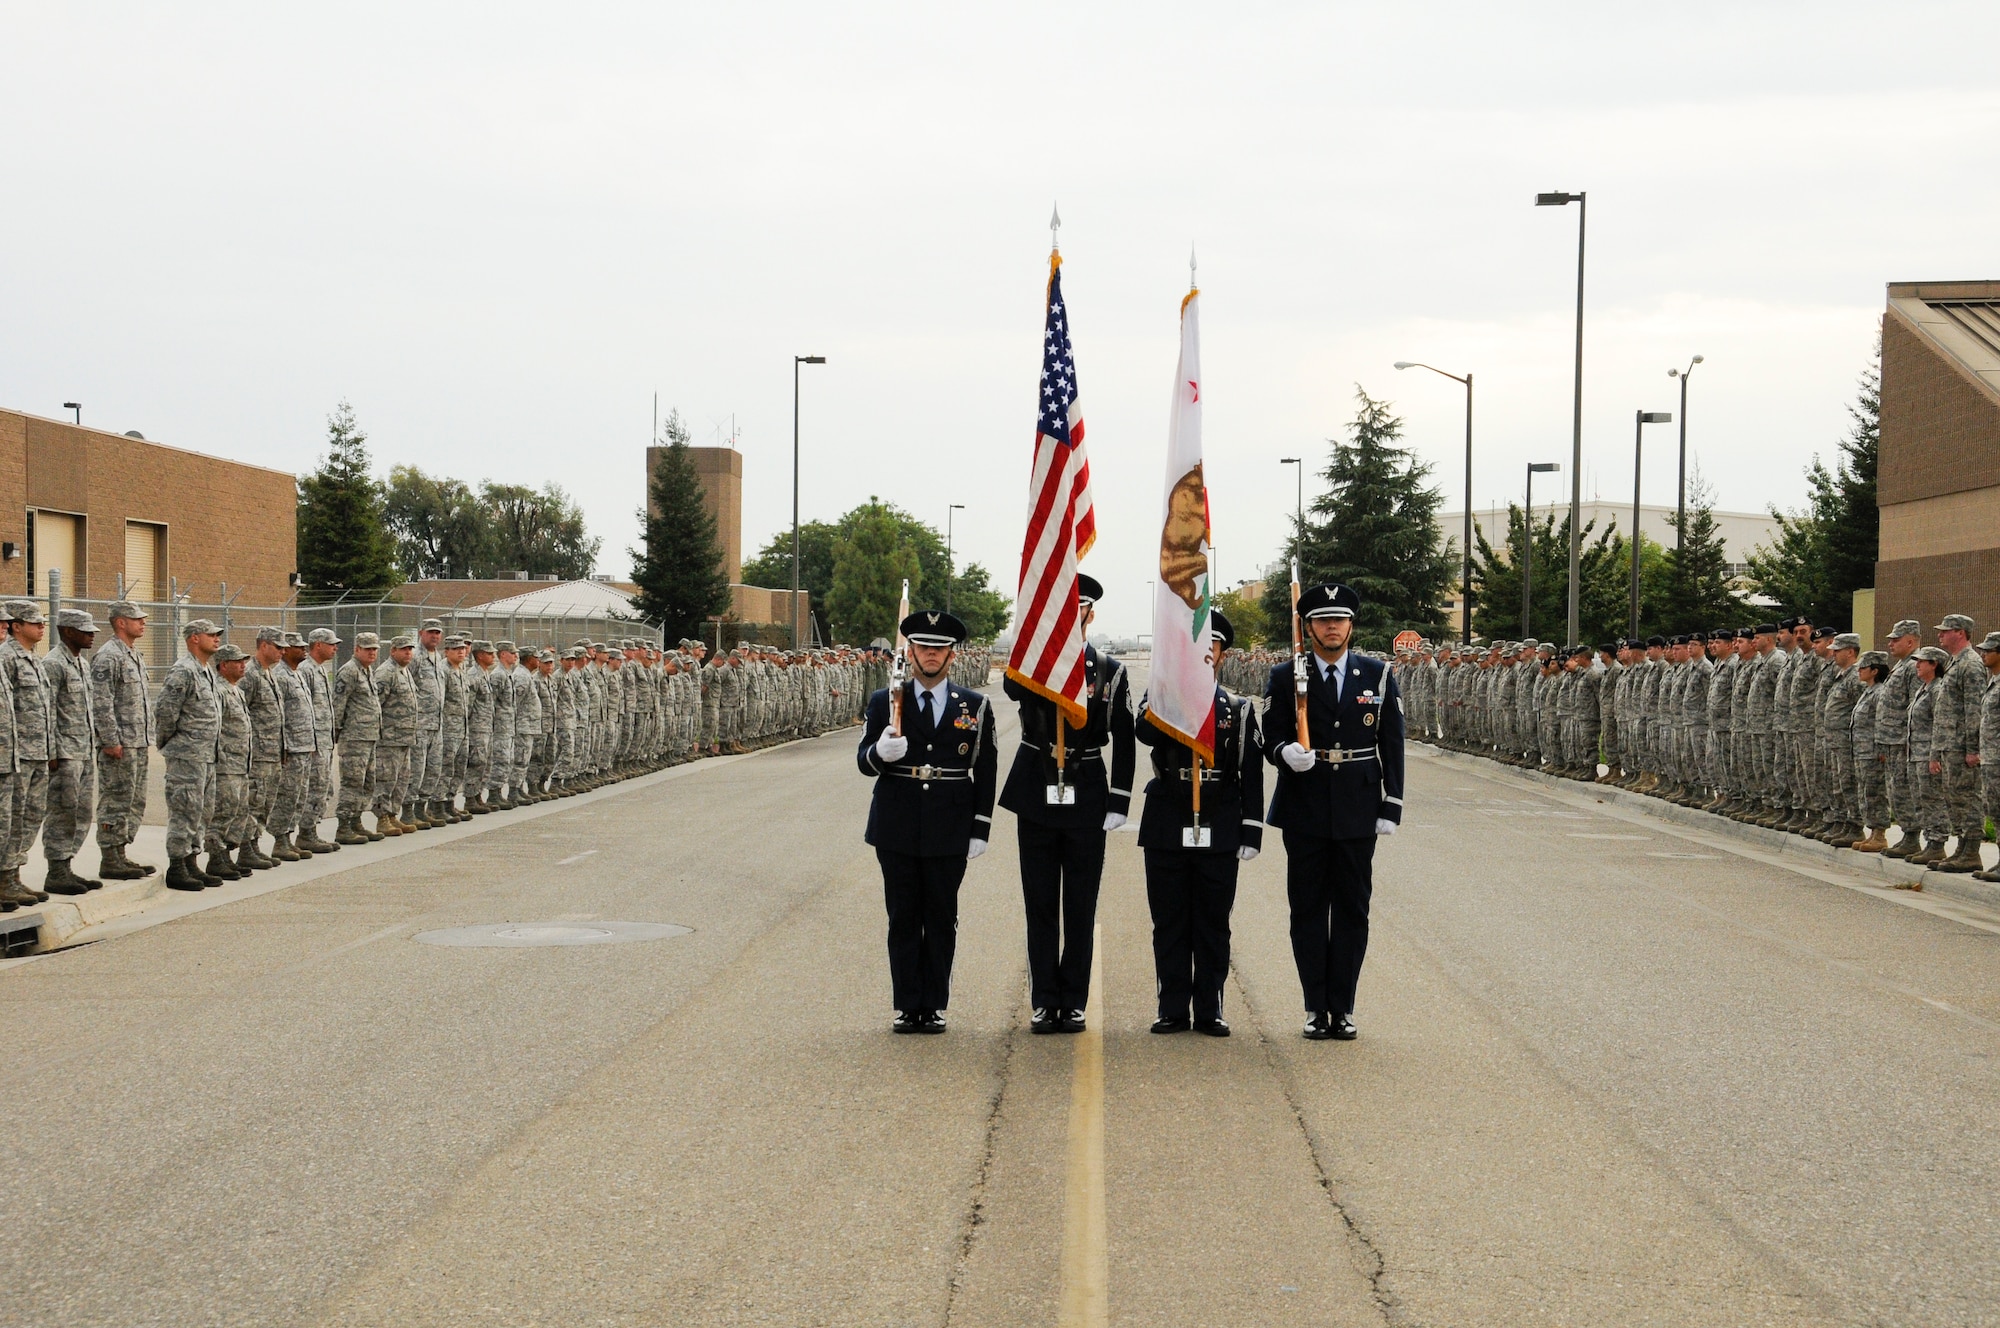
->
42, 573, 663, 700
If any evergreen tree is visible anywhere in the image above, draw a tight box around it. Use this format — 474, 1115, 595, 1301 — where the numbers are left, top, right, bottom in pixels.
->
629, 410, 731, 640
296, 401, 399, 602
1258, 387, 1454, 651
1747, 339, 1881, 629
1659, 471, 1745, 633
827, 497, 921, 644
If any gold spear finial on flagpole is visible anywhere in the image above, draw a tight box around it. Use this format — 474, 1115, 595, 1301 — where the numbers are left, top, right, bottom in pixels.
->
1050, 202, 1061, 255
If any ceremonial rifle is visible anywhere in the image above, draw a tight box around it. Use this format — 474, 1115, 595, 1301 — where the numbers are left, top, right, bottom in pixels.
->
1291, 557, 1311, 749
888, 578, 911, 735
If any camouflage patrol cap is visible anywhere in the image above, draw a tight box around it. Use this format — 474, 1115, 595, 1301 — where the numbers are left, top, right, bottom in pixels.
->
573, 637, 594, 648
1935, 613, 1976, 634
538, 649, 556, 662
563, 646, 586, 660
255, 625, 284, 643
472, 639, 495, 654
1858, 650, 1890, 671
55, 607, 96, 632
1833, 632, 1861, 651
106, 600, 148, 621
494, 640, 516, 653
183, 617, 219, 637
4, 600, 44, 625
1915, 646, 1951, 666
280, 631, 307, 648
1886, 619, 1921, 639
420, 618, 443, 631
1519, 638, 1539, 650
353, 631, 381, 649
307, 627, 341, 645
1978, 631, 2000, 654
443, 634, 468, 648
212, 643, 248, 663
388, 634, 415, 650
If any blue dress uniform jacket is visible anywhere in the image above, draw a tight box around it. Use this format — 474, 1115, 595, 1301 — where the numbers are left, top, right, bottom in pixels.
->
999, 644, 1136, 826
1134, 688, 1265, 855
1262, 652, 1405, 838
857, 681, 999, 857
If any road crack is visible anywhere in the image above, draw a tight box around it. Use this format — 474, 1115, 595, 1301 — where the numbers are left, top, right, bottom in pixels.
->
1236, 967, 1401, 1327
943, 999, 1023, 1326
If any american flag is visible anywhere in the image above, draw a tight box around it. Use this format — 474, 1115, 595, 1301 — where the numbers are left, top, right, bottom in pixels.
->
1006, 253, 1097, 725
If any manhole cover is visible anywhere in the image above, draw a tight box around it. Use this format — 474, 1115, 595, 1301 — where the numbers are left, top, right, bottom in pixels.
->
414, 921, 692, 948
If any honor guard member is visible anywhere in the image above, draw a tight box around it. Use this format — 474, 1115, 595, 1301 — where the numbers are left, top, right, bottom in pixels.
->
999, 574, 1135, 1035
1261, 582, 1406, 1041
1135, 607, 1264, 1036
91, 601, 155, 880
857, 609, 998, 1034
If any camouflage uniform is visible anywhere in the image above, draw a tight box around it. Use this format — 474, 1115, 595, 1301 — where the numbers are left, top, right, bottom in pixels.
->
333, 641, 382, 823
485, 649, 516, 801
1934, 632, 1986, 845
273, 650, 317, 839
212, 655, 256, 854
1874, 635, 1919, 828
241, 640, 290, 846
464, 648, 496, 804
441, 643, 470, 811
410, 626, 447, 808
42, 618, 99, 864
91, 613, 152, 855
153, 628, 223, 861
1852, 669, 1884, 831
299, 631, 339, 835
0, 614, 54, 872
372, 645, 419, 818
1820, 646, 1865, 830
512, 656, 543, 796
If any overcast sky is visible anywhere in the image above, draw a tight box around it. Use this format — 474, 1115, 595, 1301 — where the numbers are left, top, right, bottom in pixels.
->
5, 3, 1997, 636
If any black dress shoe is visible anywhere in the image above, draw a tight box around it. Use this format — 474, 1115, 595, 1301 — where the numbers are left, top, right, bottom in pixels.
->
1150, 1015, 1191, 1034
1303, 1013, 1335, 1041
893, 1012, 920, 1034
1331, 1013, 1358, 1040
917, 1011, 947, 1034
1031, 1008, 1061, 1034
1194, 1017, 1231, 1038
1057, 1009, 1085, 1034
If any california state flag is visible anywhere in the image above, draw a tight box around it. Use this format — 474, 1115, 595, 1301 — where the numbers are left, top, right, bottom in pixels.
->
1149, 286, 1215, 762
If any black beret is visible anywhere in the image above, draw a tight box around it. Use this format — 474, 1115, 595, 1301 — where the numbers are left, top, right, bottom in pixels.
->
1596, 642, 1617, 654
1756, 623, 1781, 636
1645, 634, 1668, 648
1812, 625, 1836, 640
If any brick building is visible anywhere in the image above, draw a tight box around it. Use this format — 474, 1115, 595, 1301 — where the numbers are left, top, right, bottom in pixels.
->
1875, 282, 2000, 637
643, 443, 811, 635
0, 408, 297, 604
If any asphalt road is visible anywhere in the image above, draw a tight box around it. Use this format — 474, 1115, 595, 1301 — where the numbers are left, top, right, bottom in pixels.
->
5, 669, 2000, 1326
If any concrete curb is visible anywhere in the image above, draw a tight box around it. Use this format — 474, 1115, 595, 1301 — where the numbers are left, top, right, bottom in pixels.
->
1414, 742, 2000, 912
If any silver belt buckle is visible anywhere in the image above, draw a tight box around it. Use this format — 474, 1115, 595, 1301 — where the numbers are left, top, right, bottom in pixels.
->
1045, 783, 1075, 805
913, 764, 938, 781
1181, 825, 1212, 848
1323, 749, 1345, 766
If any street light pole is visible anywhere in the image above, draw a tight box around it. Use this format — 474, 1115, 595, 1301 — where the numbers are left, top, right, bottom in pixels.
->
1631, 410, 1674, 638
945, 504, 964, 613
1536, 190, 1586, 647
1395, 361, 1474, 643
1667, 355, 1704, 553
1279, 456, 1303, 531
792, 354, 826, 648
62, 402, 80, 425
1524, 461, 1560, 638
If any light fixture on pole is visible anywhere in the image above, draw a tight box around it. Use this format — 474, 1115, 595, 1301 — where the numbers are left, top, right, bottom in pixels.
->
1396, 361, 1474, 643
791, 355, 826, 648
1279, 457, 1303, 532
1666, 355, 1704, 553
62, 402, 80, 425
1631, 410, 1674, 637
945, 504, 964, 613
1535, 190, 1586, 646
1524, 461, 1561, 638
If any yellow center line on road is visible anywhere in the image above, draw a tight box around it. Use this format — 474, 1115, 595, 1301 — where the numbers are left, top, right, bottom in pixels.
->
1058, 923, 1107, 1327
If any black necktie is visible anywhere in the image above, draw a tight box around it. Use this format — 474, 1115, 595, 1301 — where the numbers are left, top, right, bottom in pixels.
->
920, 691, 933, 725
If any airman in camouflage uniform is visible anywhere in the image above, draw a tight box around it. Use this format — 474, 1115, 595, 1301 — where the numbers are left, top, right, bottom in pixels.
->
208, 643, 256, 881
240, 628, 292, 864
332, 632, 383, 843
1, 601, 54, 894
154, 618, 224, 891
1817, 633, 1865, 846
1875, 620, 1921, 856
1929, 613, 1986, 872
409, 619, 448, 828
485, 641, 518, 808
270, 631, 320, 858
42, 608, 103, 894
299, 628, 342, 848
464, 641, 497, 812
438, 636, 471, 821
0, 620, 21, 911
372, 635, 420, 833
1851, 650, 1888, 852
1905, 645, 1950, 866
91, 600, 154, 881
1973, 633, 2000, 882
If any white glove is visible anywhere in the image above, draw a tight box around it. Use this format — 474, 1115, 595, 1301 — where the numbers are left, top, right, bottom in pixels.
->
1280, 742, 1316, 773
966, 839, 988, 860
1236, 845, 1259, 862
874, 731, 909, 763
1375, 818, 1398, 836
1102, 812, 1127, 832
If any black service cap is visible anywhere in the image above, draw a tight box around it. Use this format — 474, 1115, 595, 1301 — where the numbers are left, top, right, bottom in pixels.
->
899, 609, 968, 646
1296, 583, 1360, 620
